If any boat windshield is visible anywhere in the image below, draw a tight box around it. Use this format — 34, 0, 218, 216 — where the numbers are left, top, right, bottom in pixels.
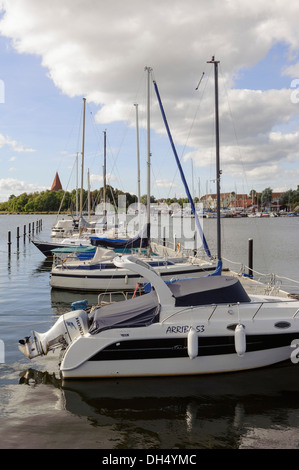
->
168, 275, 250, 306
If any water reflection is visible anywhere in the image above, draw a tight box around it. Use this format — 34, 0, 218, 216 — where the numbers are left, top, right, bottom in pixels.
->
18, 362, 299, 449
32, 258, 53, 274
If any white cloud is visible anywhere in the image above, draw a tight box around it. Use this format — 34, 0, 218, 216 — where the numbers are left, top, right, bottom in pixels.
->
154, 179, 178, 189
2, 1, 298, 103
90, 172, 116, 184
0, 133, 35, 152
0, 177, 47, 201
1, 0, 299, 194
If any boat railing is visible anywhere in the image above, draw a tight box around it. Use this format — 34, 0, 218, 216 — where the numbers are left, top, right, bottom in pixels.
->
52, 252, 79, 267
151, 237, 208, 262
160, 297, 299, 325
223, 257, 299, 299
97, 291, 129, 306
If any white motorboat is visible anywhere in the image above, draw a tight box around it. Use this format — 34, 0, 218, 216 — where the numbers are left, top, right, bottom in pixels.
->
18, 254, 299, 379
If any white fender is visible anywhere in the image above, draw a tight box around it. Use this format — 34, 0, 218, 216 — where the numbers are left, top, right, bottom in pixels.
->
234, 324, 246, 356
187, 327, 198, 359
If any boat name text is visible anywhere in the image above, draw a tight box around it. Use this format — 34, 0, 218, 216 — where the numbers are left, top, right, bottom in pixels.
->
166, 325, 205, 334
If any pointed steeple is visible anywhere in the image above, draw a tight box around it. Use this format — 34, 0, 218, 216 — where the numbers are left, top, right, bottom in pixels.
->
50, 172, 62, 191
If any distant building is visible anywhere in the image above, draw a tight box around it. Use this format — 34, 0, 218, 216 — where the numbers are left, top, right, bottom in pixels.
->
270, 192, 283, 212
50, 172, 63, 191
201, 192, 250, 210
200, 191, 284, 212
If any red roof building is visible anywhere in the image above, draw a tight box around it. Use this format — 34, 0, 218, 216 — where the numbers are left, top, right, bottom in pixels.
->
50, 172, 63, 191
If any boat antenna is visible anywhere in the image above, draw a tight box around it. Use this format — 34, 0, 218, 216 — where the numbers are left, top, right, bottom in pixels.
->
103, 129, 107, 217
207, 56, 222, 274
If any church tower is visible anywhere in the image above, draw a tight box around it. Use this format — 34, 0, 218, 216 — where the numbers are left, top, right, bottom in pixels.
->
50, 172, 63, 191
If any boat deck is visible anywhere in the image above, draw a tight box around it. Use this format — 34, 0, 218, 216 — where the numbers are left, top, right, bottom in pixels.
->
228, 270, 291, 298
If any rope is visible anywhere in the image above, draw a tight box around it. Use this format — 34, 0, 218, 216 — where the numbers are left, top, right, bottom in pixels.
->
0, 320, 54, 329
222, 256, 299, 286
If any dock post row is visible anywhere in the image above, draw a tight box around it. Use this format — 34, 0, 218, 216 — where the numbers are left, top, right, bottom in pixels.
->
8, 219, 42, 254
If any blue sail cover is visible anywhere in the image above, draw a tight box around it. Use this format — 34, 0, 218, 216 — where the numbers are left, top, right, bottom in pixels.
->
153, 81, 212, 260
89, 223, 150, 249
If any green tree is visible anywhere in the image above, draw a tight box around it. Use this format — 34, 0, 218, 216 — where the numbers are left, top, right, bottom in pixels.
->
279, 188, 299, 211
261, 187, 272, 209
140, 194, 156, 206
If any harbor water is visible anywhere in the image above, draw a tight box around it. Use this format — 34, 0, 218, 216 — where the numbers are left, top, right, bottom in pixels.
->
0, 213, 299, 450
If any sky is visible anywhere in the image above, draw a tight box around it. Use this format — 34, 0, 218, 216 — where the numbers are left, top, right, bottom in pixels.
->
0, 0, 299, 203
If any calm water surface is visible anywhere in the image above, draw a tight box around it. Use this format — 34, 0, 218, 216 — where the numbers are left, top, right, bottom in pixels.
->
0, 214, 299, 450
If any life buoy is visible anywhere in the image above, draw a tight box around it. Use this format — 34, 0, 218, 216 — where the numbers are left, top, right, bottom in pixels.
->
176, 243, 181, 252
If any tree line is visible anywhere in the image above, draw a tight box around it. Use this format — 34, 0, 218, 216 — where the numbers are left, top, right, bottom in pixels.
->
0, 186, 137, 213
255, 186, 299, 210
0, 185, 298, 213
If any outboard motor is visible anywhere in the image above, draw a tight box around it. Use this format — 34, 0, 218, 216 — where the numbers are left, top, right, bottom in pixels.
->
18, 309, 89, 359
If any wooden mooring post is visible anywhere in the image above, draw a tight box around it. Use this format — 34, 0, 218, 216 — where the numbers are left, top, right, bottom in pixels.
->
248, 238, 253, 277
7, 219, 43, 252
8, 231, 11, 256
17, 226, 20, 251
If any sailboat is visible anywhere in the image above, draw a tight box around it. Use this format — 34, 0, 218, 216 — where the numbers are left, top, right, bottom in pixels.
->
32, 101, 123, 257
49, 68, 216, 291
18, 59, 299, 379
49, 243, 214, 293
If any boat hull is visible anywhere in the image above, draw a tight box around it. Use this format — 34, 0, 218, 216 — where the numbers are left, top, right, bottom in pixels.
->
61, 343, 296, 379
32, 239, 91, 256
50, 263, 216, 291
60, 302, 299, 378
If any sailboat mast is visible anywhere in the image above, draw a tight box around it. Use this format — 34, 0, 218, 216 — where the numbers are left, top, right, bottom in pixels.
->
145, 66, 152, 236
134, 103, 141, 205
76, 152, 79, 215
88, 168, 91, 221
103, 130, 107, 215
80, 97, 86, 218
207, 56, 221, 264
